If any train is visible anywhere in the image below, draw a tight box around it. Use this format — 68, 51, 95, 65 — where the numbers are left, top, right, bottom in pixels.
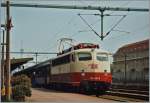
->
15, 43, 112, 96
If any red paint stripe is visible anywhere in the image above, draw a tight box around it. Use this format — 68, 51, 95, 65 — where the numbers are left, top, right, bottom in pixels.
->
50, 72, 112, 86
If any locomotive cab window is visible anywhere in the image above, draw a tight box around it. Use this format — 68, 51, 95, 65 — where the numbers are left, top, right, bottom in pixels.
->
78, 52, 92, 61
97, 53, 108, 61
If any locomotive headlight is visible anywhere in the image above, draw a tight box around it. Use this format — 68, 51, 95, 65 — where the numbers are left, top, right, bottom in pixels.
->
104, 70, 108, 76
81, 73, 85, 76
81, 69, 85, 76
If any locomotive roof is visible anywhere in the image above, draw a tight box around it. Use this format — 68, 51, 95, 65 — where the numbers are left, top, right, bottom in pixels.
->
55, 48, 110, 59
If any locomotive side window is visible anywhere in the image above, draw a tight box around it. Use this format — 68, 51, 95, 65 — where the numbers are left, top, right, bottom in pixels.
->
52, 54, 70, 66
97, 53, 108, 61
78, 52, 92, 61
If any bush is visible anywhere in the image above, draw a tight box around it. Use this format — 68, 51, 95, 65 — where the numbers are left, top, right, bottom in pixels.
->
12, 75, 31, 87
12, 74, 32, 101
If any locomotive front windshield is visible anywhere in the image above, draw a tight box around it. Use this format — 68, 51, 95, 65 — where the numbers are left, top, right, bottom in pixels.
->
97, 53, 108, 61
78, 52, 92, 61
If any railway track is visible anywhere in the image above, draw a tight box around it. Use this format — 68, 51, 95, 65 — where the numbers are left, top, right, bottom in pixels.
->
101, 88, 149, 101
98, 95, 146, 102
35, 87, 149, 102
110, 88, 149, 95
106, 91, 148, 101
89, 88, 149, 102
39, 85, 149, 102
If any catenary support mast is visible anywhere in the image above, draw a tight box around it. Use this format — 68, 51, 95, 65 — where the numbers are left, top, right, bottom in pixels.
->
5, 0, 11, 101
1, 3, 149, 12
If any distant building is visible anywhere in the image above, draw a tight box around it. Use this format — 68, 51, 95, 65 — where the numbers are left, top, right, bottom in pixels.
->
112, 39, 149, 87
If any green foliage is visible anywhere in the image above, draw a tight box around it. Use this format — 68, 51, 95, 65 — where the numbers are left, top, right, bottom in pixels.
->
12, 74, 31, 87
12, 74, 32, 101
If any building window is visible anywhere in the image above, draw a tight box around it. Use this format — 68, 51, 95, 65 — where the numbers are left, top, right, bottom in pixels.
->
143, 68, 149, 72
117, 69, 121, 73
131, 68, 135, 72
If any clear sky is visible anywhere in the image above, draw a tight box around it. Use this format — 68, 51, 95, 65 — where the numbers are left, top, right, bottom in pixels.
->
1, 0, 149, 67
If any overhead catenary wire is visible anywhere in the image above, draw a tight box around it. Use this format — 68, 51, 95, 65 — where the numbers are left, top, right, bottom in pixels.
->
104, 15, 127, 38
1, 1, 149, 42
0, 51, 57, 54
78, 13, 127, 39
48, 15, 77, 51
1, 0, 148, 45
107, 1, 132, 15
78, 13, 127, 17
50, 15, 76, 40
130, 23, 149, 33
1, 0, 148, 61
6, 0, 149, 2
1, 51, 57, 65
78, 14, 101, 38
68, 13, 102, 39
77, 18, 101, 32
104, 24, 149, 41
78, 13, 128, 35
111, 29, 130, 34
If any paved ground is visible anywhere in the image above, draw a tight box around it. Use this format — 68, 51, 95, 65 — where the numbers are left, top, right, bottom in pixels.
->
26, 88, 114, 102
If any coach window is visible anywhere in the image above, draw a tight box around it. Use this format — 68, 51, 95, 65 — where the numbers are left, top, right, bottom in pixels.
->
78, 52, 92, 61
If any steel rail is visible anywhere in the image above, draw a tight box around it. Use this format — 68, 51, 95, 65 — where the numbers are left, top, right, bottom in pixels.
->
110, 88, 149, 95
106, 91, 149, 100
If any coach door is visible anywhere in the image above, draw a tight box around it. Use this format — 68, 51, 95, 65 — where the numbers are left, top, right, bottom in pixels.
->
47, 62, 52, 85
70, 53, 76, 72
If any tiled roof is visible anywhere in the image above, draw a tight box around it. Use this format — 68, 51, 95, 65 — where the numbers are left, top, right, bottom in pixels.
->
115, 39, 149, 54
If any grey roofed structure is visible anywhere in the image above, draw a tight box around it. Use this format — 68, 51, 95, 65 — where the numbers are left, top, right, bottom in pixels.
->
14, 58, 52, 75
10, 57, 33, 71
